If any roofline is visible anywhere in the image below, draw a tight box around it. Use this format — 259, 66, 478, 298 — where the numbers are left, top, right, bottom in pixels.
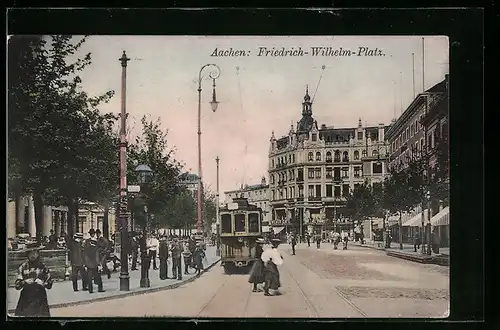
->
224, 184, 269, 194
385, 94, 426, 140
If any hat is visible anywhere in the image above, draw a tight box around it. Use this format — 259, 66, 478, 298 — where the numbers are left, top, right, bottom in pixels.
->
88, 228, 95, 234
271, 239, 281, 245
74, 233, 84, 239
256, 238, 266, 244
95, 229, 101, 234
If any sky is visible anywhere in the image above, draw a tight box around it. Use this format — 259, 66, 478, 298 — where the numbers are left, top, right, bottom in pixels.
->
72, 36, 448, 199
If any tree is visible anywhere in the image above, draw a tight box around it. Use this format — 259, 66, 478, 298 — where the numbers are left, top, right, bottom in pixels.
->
344, 182, 376, 239
8, 35, 116, 239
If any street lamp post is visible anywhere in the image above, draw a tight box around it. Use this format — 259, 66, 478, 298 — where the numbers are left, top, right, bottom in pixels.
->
197, 64, 221, 233
135, 164, 153, 288
215, 156, 220, 257
118, 50, 130, 292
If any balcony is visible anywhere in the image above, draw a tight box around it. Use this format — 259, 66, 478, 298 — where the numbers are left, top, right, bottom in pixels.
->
297, 197, 304, 202
309, 196, 322, 202
296, 177, 304, 183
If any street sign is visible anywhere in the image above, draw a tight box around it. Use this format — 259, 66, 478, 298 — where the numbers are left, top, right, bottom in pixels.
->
227, 202, 239, 210
127, 185, 141, 193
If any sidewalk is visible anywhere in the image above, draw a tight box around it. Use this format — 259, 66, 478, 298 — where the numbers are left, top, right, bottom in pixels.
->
7, 246, 220, 312
352, 240, 449, 265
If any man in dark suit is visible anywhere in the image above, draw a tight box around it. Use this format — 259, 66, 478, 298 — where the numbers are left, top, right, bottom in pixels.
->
291, 234, 297, 255
95, 229, 111, 279
83, 229, 105, 293
170, 239, 182, 280
158, 236, 169, 280
69, 233, 87, 291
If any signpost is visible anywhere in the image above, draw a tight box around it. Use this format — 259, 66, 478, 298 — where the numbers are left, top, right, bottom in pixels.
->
127, 185, 141, 193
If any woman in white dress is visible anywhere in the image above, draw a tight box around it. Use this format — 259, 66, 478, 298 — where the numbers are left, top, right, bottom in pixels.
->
261, 239, 283, 296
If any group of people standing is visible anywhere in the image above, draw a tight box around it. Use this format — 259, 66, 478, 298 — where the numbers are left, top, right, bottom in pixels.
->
129, 232, 206, 281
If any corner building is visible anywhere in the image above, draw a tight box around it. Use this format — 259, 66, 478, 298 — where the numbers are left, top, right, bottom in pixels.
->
268, 87, 390, 237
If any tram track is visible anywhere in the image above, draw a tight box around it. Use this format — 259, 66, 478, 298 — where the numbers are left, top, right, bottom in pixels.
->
195, 267, 230, 317
281, 263, 320, 318
284, 249, 368, 318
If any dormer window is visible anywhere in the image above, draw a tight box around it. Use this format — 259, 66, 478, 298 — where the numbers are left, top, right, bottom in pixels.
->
312, 133, 317, 141
357, 132, 363, 140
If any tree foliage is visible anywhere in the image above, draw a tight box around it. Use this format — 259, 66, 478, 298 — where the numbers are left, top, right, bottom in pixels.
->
344, 182, 376, 224
8, 35, 117, 238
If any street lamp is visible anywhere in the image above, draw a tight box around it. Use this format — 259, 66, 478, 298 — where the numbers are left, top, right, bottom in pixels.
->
118, 50, 130, 292
135, 164, 153, 288
332, 177, 342, 234
197, 64, 221, 234
215, 156, 221, 257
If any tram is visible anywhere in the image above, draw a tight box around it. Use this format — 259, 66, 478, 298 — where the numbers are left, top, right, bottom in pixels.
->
219, 197, 263, 274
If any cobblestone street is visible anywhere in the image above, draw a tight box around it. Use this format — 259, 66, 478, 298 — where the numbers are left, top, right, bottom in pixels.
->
49, 243, 449, 318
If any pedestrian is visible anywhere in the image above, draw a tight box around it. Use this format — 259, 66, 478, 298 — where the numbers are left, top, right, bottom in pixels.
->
47, 229, 58, 249
291, 234, 297, 255
83, 229, 105, 294
170, 239, 183, 280
69, 233, 87, 292
306, 233, 311, 247
192, 243, 205, 275
342, 231, 348, 250
147, 233, 159, 270
332, 231, 340, 250
315, 234, 321, 249
158, 235, 169, 280
413, 231, 421, 252
14, 248, 53, 317
95, 229, 111, 279
130, 234, 139, 271
261, 239, 283, 296
431, 228, 440, 254
182, 240, 193, 275
248, 238, 266, 292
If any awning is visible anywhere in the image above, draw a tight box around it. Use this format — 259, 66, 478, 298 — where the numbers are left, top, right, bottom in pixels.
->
403, 209, 430, 227
431, 207, 449, 226
273, 227, 285, 234
262, 226, 271, 233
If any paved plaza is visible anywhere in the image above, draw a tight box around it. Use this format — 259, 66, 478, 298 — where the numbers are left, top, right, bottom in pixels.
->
7, 246, 219, 312
46, 243, 449, 318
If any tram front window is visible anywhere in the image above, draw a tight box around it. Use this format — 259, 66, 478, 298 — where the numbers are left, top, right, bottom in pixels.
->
221, 214, 232, 233
248, 213, 259, 233
235, 214, 246, 232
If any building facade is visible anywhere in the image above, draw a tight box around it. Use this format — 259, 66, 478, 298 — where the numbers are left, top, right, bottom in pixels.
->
179, 172, 200, 199
224, 177, 271, 227
268, 87, 390, 237
385, 75, 449, 246
7, 196, 116, 239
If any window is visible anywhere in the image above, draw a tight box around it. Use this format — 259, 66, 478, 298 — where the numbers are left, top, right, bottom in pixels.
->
354, 150, 360, 160
79, 216, 87, 224
292, 154, 295, 163
272, 159, 274, 168
234, 214, 246, 232
373, 162, 383, 174
354, 167, 360, 177
326, 185, 333, 197
297, 168, 304, 181
298, 185, 304, 197
272, 190, 275, 200
354, 183, 360, 190
326, 151, 332, 162
334, 186, 341, 197
342, 151, 349, 162
315, 185, 321, 197
221, 214, 232, 233
415, 141, 420, 154
280, 189, 284, 199
308, 185, 314, 197
362, 149, 367, 158
357, 132, 363, 140
288, 155, 291, 163
97, 216, 104, 230
372, 150, 378, 156
271, 174, 274, 184
248, 213, 259, 233
312, 133, 317, 141
315, 152, 321, 161
326, 167, 332, 178
308, 168, 314, 179
308, 152, 313, 161
333, 168, 341, 180
342, 184, 350, 197
342, 167, 349, 178
334, 150, 341, 162
315, 168, 321, 179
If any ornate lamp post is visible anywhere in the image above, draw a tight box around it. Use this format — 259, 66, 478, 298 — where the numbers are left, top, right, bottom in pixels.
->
135, 164, 153, 288
215, 156, 221, 256
197, 64, 221, 233
332, 177, 342, 234
118, 50, 130, 292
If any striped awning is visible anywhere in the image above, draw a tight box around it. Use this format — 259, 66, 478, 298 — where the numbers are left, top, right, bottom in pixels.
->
431, 207, 449, 226
273, 227, 285, 234
402, 209, 430, 227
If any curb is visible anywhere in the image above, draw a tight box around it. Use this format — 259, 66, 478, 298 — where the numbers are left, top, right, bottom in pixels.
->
8, 258, 221, 313
352, 243, 449, 266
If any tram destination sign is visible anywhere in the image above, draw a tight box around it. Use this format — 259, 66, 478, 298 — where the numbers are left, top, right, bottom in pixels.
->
227, 202, 239, 210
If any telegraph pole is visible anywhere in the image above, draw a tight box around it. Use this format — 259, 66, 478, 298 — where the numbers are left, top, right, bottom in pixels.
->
215, 156, 220, 256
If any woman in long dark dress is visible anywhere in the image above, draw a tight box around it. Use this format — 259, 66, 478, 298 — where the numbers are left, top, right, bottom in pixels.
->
14, 248, 53, 317
248, 238, 266, 292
